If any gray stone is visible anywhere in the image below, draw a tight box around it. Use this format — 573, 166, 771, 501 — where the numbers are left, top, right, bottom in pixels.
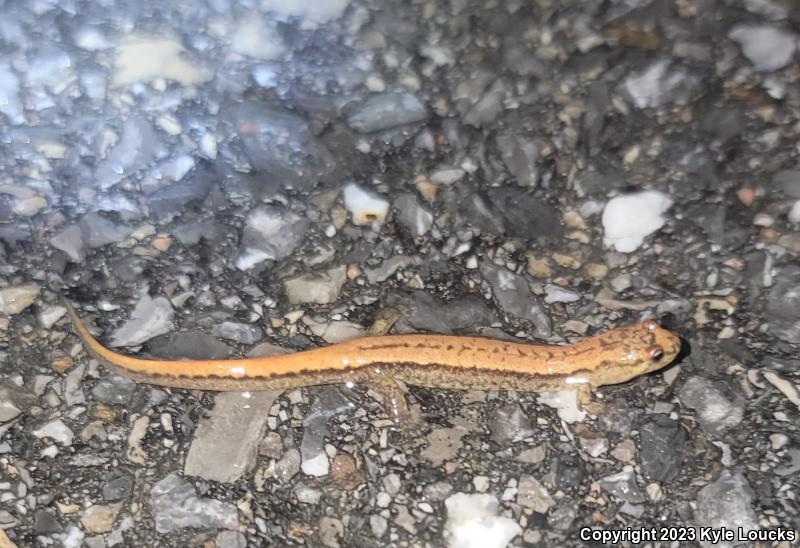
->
221, 102, 335, 190
79, 213, 131, 249
480, 262, 551, 337
147, 165, 214, 223
173, 219, 226, 247
774, 169, 800, 199
393, 193, 433, 237
729, 25, 796, 71
638, 416, 686, 482
489, 404, 535, 445
0, 62, 24, 125
235, 206, 309, 270
686, 204, 726, 245
694, 469, 758, 548
216, 531, 248, 548
148, 331, 234, 360
33, 510, 63, 534
600, 467, 646, 503
347, 92, 427, 133
0, 379, 37, 422
151, 154, 195, 182
184, 391, 281, 483
211, 322, 262, 345
459, 188, 562, 240
622, 60, 703, 109
50, 224, 85, 262
109, 256, 147, 283
91, 375, 138, 405
544, 285, 581, 304
38, 305, 67, 329
386, 290, 496, 334
95, 116, 166, 190
32, 419, 74, 446
0, 284, 40, 315
497, 133, 539, 187
547, 502, 576, 530
102, 474, 134, 501
364, 255, 421, 285
301, 388, 350, 477
464, 80, 506, 127
150, 473, 238, 533
516, 475, 555, 513
766, 266, 800, 343
552, 454, 585, 491
284, 266, 347, 305
678, 377, 744, 435
275, 448, 301, 482
109, 294, 174, 347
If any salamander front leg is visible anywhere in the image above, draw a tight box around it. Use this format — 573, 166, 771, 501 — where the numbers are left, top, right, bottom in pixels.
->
576, 384, 604, 415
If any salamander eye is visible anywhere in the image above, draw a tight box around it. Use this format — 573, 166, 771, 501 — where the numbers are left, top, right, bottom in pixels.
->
641, 320, 658, 331
647, 345, 664, 361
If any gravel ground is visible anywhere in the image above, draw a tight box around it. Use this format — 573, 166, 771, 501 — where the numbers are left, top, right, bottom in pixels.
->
1, 1, 799, 547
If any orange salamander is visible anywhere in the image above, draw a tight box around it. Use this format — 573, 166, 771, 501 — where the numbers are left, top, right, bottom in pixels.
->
65, 302, 680, 417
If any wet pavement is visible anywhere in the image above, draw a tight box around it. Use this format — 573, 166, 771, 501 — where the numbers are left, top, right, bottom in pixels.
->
1, 0, 799, 546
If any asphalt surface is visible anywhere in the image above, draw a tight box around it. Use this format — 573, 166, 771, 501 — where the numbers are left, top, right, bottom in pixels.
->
0, 0, 799, 546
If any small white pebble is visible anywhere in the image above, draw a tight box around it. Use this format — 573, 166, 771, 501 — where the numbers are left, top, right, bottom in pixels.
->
646, 483, 662, 501
602, 191, 673, 252
365, 73, 386, 92
461, 158, 478, 173
769, 433, 788, 450
753, 212, 774, 227
788, 200, 800, 224
444, 493, 521, 548
376, 492, 392, 508
343, 183, 389, 227
472, 476, 490, 492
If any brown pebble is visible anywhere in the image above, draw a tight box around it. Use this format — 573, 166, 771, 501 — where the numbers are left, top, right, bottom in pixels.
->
415, 175, 438, 202
760, 227, 779, 243
0, 528, 17, 548
583, 263, 608, 279
80, 502, 123, 534
330, 453, 361, 491
526, 253, 552, 278
152, 234, 172, 252
552, 253, 581, 269
93, 404, 117, 421
51, 355, 74, 374
737, 186, 756, 206
610, 439, 636, 463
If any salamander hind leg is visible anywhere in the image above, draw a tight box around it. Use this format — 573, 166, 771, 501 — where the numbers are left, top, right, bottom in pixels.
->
369, 374, 429, 436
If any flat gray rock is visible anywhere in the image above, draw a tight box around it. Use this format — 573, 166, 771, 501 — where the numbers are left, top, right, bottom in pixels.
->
150, 472, 238, 533
109, 294, 174, 347
184, 391, 281, 483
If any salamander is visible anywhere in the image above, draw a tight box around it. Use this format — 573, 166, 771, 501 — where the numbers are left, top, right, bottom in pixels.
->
65, 302, 681, 419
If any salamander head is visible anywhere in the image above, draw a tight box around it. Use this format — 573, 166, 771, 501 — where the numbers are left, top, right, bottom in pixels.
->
593, 320, 681, 386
